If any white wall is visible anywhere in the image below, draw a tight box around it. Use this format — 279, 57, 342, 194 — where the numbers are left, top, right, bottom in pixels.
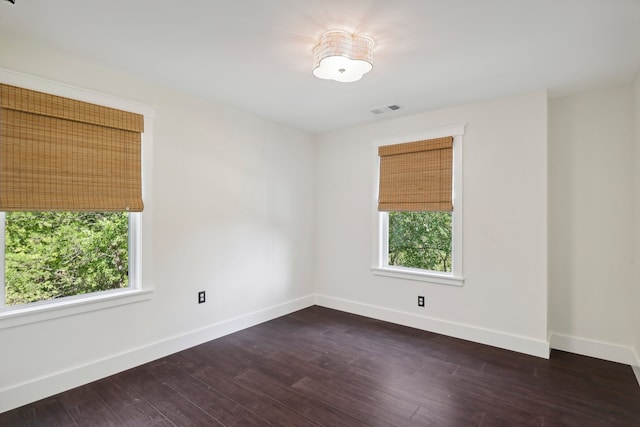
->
634, 74, 640, 371
314, 92, 549, 357
0, 38, 316, 412
548, 85, 637, 364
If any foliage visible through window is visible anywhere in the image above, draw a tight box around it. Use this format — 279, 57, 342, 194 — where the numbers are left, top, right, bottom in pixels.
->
4, 212, 129, 306
388, 211, 452, 272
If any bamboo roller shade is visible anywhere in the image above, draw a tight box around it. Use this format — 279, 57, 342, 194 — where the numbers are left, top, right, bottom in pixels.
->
378, 136, 453, 212
0, 84, 144, 212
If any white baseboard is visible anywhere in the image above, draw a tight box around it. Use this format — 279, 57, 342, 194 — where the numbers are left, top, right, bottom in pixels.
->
4, 296, 636, 414
314, 294, 550, 359
549, 333, 638, 366
633, 366, 640, 388
0, 294, 314, 414
633, 346, 640, 370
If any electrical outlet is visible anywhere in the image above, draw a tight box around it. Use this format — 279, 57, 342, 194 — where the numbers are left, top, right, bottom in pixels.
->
418, 296, 425, 307
198, 291, 206, 304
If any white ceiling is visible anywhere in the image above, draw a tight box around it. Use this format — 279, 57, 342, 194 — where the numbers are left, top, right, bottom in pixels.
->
1, 0, 639, 133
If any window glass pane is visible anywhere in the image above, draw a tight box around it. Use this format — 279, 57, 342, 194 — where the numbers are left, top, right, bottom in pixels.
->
388, 211, 452, 272
4, 212, 129, 306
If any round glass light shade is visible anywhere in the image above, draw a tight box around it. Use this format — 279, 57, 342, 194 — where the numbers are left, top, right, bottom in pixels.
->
312, 30, 374, 83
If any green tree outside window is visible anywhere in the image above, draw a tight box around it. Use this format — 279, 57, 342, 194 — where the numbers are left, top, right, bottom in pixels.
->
388, 211, 452, 272
4, 212, 129, 306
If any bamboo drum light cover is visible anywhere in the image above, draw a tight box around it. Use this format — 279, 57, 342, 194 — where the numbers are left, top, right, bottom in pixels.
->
312, 30, 374, 83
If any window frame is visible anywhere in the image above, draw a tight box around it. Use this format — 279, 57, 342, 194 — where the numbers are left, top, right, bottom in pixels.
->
0, 68, 154, 329
371, 125, 465, 286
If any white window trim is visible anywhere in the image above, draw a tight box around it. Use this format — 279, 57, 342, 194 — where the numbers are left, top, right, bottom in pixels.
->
371, 124, 465, 286
0, 68, 155, 329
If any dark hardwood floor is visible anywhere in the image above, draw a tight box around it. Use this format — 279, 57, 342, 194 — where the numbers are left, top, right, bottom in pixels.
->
2, 306, 639, 426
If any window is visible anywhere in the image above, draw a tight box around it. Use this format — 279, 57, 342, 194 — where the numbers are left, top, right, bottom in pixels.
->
387, 211, 453, 272
372, 126, 464, 286
1, 211, 138, 306
0, 78, 152, 326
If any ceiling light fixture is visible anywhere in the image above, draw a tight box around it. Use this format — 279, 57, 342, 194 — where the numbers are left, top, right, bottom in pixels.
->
312, 30, 374, 83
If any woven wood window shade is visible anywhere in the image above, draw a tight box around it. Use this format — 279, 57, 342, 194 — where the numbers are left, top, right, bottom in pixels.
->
378, 136, 453, 212
0, 84, 144, 212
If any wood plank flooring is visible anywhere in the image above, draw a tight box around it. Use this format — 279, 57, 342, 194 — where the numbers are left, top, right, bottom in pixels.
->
2, 306, 639, 426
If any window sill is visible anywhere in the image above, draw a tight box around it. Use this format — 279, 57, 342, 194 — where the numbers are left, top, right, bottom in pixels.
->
371, 266, 464, 287
0, 288, 153, 330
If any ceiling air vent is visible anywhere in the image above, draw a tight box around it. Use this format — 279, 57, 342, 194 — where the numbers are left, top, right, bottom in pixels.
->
371, 104, 401, 115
